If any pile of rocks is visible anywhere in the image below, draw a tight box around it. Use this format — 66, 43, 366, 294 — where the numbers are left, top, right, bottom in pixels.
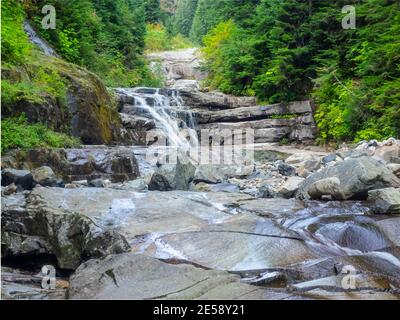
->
1, 147, 140, 195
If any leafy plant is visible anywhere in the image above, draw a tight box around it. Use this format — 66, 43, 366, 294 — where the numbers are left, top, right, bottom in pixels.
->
1, 115, 80, 154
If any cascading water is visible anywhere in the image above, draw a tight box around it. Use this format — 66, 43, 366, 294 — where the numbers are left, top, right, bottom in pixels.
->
116, 87, 199, 150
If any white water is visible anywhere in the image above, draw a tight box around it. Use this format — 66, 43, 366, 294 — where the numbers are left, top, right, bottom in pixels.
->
117, 88, 199, 150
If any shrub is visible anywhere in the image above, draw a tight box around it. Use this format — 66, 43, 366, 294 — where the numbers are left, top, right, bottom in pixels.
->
1, 115, 80, 154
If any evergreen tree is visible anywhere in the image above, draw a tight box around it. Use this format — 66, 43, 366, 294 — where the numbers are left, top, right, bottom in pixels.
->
173, 0, 198, 37
143, 0, 162, 23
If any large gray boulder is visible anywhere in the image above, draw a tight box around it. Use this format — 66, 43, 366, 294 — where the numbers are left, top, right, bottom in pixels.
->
149, 152, 196, 191
307, 177, 342, 200
297, 156, 400, 200
1, 187, 130, 270
32, 166, 59, 187
1, 169, 34, 190
368, 188, 400, 214
68, 253, 285, 300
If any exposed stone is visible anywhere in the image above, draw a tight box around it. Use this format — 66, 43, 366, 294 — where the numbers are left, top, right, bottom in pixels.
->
146, 48, 206, 87
68, 253, 283, 300
277, 177, 305, 199
374, 145, 400, 162
368, 188, 400, 214
149, 152, 196, 191
194, 155, 254, 184
2, 147, 140, 184
195, 101, 313, 124
322, 154, 337, 165
388, 163, 400, 178
88, 178, 105, 188
297, 156, 400, 200
2, 183, 18, 196
181, 90, 257, 110
2, 53, 122, 145
32, 166, 59, 187
286, 153, 322, 173
115, 179, 148, 192
1, 169, 34, 190
278, 163, 296, 177
1, 187, 130, 270
307, 177, 342, 200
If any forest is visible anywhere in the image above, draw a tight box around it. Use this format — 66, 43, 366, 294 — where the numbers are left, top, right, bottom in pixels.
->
177, 0, 400, 142
1, 0, 400, 151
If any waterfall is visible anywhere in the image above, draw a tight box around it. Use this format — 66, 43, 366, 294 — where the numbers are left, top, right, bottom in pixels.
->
116, 88, 199, 150
23, 21, 58, 57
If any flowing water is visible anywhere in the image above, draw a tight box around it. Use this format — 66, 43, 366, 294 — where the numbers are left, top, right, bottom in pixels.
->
116, 87, 199, 150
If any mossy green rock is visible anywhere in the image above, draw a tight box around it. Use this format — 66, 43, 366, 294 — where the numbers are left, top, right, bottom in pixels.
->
2, 53, 122, 145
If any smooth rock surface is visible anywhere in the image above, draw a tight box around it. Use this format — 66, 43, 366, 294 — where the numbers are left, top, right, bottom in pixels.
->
68, 253, 291, 300
297, 156, 400, 200
368, 188, 400, 214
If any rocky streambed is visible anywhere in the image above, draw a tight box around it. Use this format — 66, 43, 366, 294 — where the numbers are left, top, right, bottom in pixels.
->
2, 138, 400, 300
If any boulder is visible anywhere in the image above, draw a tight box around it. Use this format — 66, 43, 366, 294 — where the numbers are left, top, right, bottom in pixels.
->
286, 153, 322, 173
297, 156, 400, 200
194, 153, 254, 184
322, 154, 337, 165
2, 183, 17, 196
2, 53, 122, 145
115, 179, 148, 192
368, 188, 400, 214
388, 163, 400, 178
1, 169, 34, 190
68, 253, 278, 300
277, 177, 305, 199
1, 187, 130, 270
32, 166, 59, 187
278, 163, 296, 177
374, 145, 400, 162
307, 177, 342, 200
88, 178, 105, 188
119, 113, 156, 145
149, 152, 196, 191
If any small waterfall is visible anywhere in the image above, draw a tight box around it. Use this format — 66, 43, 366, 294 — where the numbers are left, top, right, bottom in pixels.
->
116, 87, 199, 150
23, 21, 58, 57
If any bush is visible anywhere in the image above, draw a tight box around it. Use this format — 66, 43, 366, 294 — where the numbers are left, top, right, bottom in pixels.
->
1, 0, 32, 64
1, 115, 81, 154
145, 24, 193, 52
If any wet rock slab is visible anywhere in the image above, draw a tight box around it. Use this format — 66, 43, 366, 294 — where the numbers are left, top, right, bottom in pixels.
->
23, 187, 318, 271
68, 253, 294, 300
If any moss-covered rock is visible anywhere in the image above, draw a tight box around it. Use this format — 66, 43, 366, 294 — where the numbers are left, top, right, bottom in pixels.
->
2, 52, 123, 145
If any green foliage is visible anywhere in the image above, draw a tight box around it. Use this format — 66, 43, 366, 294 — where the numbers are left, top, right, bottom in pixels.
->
1, 0, 32, 64
173, 0, 199, 37
23, 0, 160, 87
1, 2, 67, 107
144, 0, 162, 23
200, 0, 400, 141
1, 115, 80, 154
145, 23, 193, 52
190, 0, 261, 44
